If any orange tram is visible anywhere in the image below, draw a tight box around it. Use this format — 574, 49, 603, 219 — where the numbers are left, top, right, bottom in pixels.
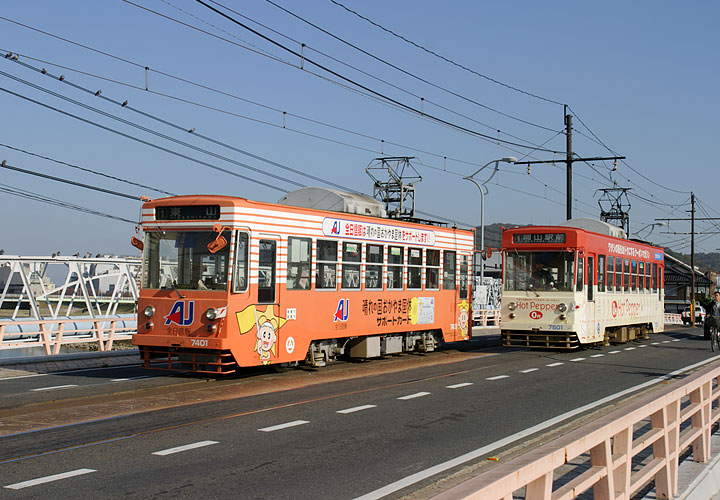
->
132, 188, 474, 374
500, 219, 665, 349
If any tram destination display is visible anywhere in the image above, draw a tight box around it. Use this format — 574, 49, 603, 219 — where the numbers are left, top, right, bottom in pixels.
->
512, 233, 566, 244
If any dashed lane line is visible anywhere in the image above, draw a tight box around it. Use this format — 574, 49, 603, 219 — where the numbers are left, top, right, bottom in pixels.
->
4, 469, 96, 490
111, 376, 150, 382
152, 441, 218, 456
519, 368, 539, 374
447, 382, 474, 389
337, 405, 377, 414
624, 347, 636, 351
397, 392, 431, 400
570, 358, 585, 362
30, 384, 78, 392
486, 375, 509, 381
546, 362, 563, 367
590, 354, 604, 358
609, 350, 621, 354
258, 420, 309, 432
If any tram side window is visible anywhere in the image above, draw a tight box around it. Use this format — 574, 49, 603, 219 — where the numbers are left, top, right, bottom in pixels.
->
233, 232, 249, 293
641, 262, 646, 291
287, 237, 311, 291
460, 255, 469, 300
606, 256, 614, 292
615, 257, 623, 292
388, 246, 404, 289
408, 247, 422, 289
658, 267, 663, 298
365, 244, 383, 290
316, 240, 338, 289
443, 251, 456, 290
598, 255, 606, 292
645, 262, 651, 291
631, 260, 638, 292
426, 249, 440, 289
576, 257, 584, 292
342, 242, 361, 290
652, 263, 657, 292
623, 259, 631, 292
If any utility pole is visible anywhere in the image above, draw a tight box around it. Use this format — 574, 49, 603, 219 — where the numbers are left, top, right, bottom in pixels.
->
691, 192, 696, 321
565, 109, 573, 221
514, 109, 625, 221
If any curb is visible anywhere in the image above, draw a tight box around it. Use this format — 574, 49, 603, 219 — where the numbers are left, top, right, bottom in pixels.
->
0, 348, 139, 367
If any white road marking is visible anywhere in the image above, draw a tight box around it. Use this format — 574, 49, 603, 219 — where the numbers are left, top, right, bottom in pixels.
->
519, 368, 539, 373
4, 468, 96, 490
353, 355, 720, 500
672, 339, 681, 342
447, 382, 474, 389
624, 347, 636, 351
258, 420, 309, 432
570, 358, 585, 362
111, 376, 150, 382
651, 342, 660, 345
30, 384, 78, 392
486, 375, 509, 381
397, 392, 431, 400
662, 340, 671, 344
152, 441, 218, 456
609, 350, 621, 354
546, 362, 563, 367
639, 345, 648, 348
590, 354, 604, 358
337, 405, 377, 414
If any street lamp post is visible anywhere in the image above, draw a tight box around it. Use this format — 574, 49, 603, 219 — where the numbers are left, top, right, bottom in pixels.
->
464, 157, 517, 283
635, 222, 666, 239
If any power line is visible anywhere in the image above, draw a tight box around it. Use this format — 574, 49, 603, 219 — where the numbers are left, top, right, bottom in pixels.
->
0, 143, 176, 197
191, 0, 563, 153
328, 0, 565, 107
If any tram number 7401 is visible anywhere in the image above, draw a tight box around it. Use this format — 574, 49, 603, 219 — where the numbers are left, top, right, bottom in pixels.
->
191, 338, 209, 347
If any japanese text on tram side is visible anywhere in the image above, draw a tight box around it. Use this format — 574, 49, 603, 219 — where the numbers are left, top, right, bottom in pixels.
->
323, 218, 436, 245
607, 242, 650, 259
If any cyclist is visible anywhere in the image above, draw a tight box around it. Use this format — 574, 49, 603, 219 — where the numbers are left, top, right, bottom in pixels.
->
706, 291, 720, 346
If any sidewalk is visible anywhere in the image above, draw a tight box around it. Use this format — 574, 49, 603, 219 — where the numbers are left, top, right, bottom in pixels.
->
0, 349, 141, 379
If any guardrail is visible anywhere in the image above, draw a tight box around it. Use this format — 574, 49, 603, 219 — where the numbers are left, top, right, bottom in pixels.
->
0, 317, 136, 355
665, 313, 683, 325
473, 308, 500, 327
432, 359, 720, 500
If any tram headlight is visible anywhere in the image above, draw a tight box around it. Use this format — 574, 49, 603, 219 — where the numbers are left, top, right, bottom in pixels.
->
508, 312, 516, 319
559, 314, 566, 320
207, 324, 217, 334
507, 301, 517, 311
144, 321, 154, 331
556, 303, 567, 313
205, 308, 218, 321
143, 305, 155, 318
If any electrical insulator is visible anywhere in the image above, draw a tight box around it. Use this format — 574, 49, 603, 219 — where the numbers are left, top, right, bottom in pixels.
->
527, 165, 531, 174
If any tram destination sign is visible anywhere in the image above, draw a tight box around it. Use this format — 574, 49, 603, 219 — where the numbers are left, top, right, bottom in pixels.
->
155, 205, 221, 221
512, 233, 566, 244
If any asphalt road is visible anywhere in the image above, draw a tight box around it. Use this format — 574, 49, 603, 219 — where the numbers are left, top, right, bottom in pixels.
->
1, 325, 718, 499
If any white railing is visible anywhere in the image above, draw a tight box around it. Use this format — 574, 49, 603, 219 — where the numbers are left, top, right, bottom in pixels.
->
473, 308, 501, 328
432, 359, 720, 500
0, 317, 135, 355
665, 313, 683, 325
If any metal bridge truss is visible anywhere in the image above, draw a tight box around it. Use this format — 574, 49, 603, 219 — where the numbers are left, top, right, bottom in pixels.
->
0, 255, 141, 320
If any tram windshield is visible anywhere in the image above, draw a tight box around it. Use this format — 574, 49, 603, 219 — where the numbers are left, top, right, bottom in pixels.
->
504, 251, 575, 292
143, 230, 230, 291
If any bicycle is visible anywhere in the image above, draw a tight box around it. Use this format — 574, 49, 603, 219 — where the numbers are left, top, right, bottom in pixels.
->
710, 320, 720, 352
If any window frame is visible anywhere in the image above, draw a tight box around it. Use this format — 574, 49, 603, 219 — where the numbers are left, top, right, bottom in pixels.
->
316, 239, 338, 290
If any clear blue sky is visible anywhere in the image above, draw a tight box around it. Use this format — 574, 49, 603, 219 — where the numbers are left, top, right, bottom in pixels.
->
1, 1, 718, 257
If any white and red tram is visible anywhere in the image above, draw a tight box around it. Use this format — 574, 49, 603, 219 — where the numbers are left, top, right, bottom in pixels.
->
500, 219, 665, 348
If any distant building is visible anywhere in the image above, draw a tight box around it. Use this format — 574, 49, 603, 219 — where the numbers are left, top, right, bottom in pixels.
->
664, 253, 712, 313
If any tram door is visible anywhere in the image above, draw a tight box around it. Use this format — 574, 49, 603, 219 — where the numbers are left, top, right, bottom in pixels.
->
586, 255, 597, 340
258, 239, 279, 304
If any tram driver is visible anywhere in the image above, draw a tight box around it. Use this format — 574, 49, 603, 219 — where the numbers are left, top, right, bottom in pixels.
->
530, 261, 555, 290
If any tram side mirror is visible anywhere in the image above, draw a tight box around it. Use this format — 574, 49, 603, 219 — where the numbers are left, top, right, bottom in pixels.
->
207, 223, 228, 254
485, 247, 493, 260
131, 236, 144, 252
131, 226, 144, 251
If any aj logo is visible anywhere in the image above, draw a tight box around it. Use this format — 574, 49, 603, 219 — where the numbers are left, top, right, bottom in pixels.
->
331, 220, 341, 235
334, 298, 349, 322
164, 300, 195, 326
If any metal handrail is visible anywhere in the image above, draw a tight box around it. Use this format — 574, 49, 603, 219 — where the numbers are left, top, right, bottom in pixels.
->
0, 317, 135, 355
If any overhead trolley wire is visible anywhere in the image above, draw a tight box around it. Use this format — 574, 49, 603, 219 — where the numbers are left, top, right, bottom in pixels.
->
328, 0, 565, 107
217, 0, 558, 133
191, 0, 563, 153
0, 143, 176, 197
